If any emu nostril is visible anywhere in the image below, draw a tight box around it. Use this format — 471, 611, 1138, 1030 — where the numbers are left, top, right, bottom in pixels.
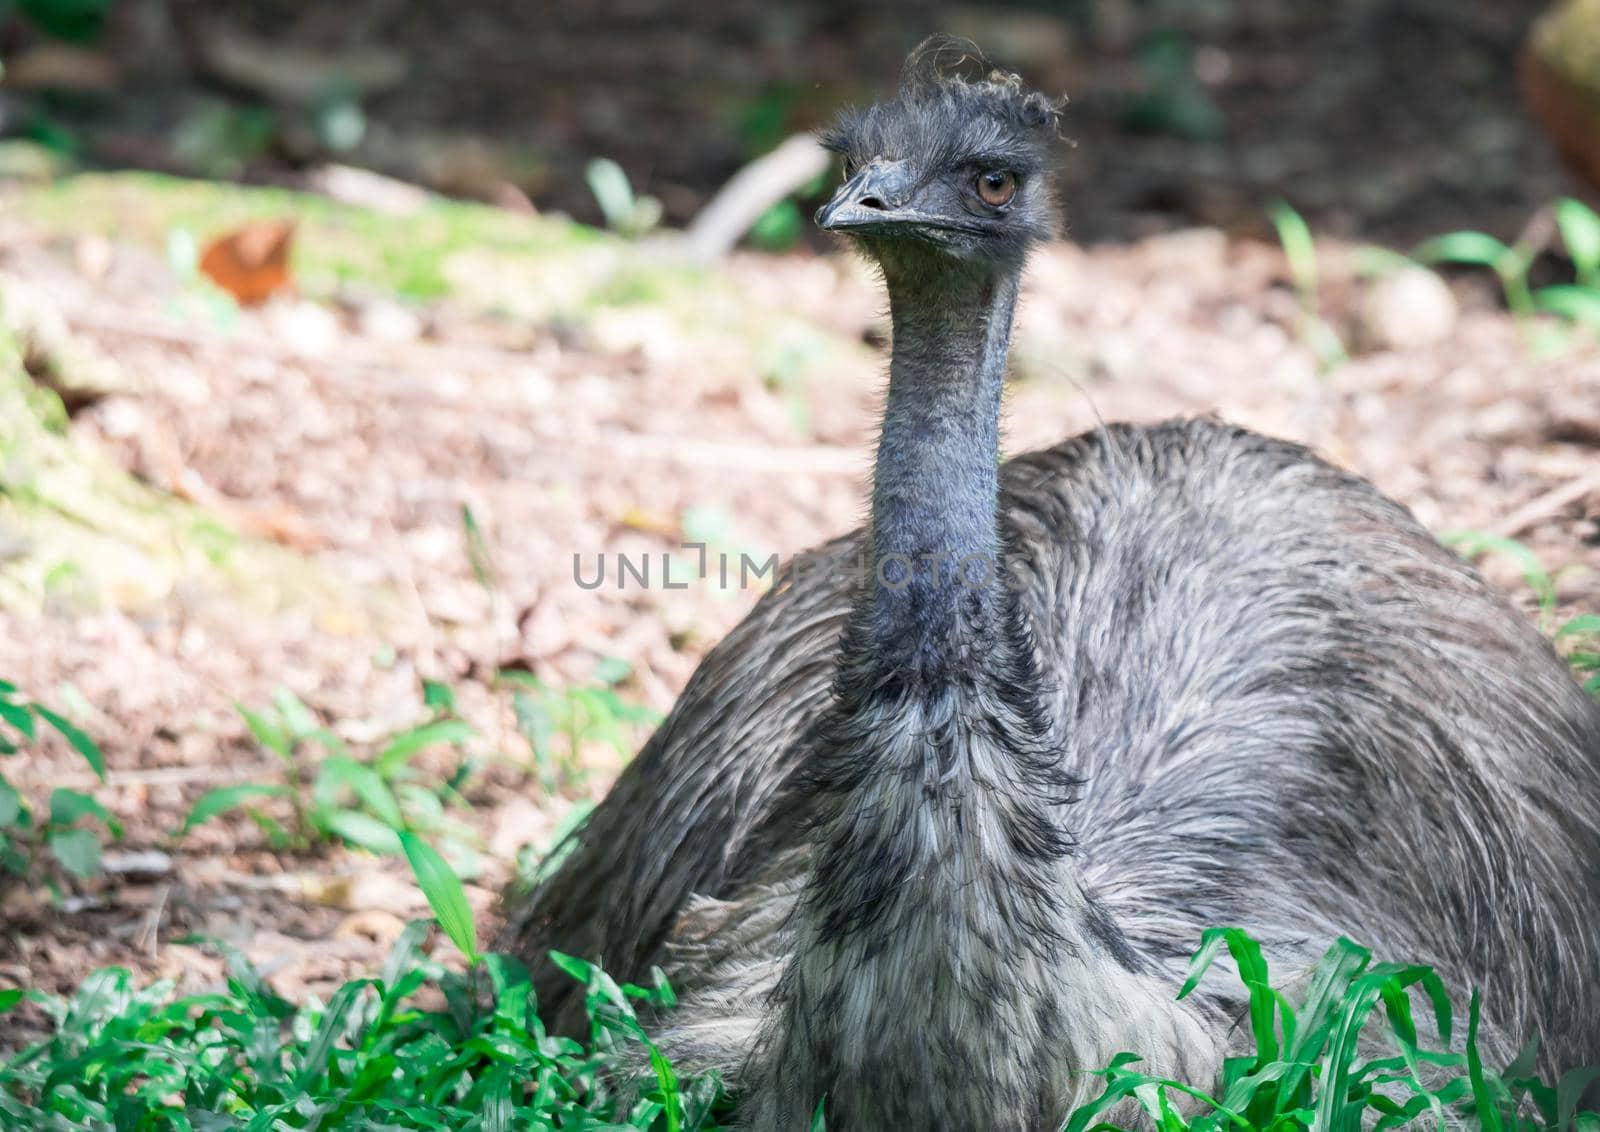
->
858, 194, 887, 210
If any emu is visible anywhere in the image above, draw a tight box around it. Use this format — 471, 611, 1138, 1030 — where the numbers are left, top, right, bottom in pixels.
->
503, 46, 1600, 1130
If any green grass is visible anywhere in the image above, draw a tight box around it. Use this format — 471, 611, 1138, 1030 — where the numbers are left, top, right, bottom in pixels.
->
3, 919, 1596, 1131
0, 920, 726, 1130
1414, 197, 1600, 353
15, 173, 603, 305
1268, 200, 1348, 373
179, 685, 478, 860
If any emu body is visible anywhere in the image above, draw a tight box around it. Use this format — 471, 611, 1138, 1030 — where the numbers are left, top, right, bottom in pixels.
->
502, 47, 1600, 1131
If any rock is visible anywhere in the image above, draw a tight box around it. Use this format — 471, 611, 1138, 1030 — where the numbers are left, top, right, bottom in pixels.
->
75, 235, 114, 282
356, 298, 423, 343
1359, 266, 1458, 352
101, 848, 174, 879
307, 164, 429, 217
263, 299, 341, 356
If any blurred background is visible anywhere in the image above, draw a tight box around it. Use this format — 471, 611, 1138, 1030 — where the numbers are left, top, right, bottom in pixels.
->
4, 0, 1598, 239
0, 0, 1597, 1024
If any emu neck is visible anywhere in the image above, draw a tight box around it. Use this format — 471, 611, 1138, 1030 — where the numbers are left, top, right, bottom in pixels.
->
754, 257, 1095, 1126
866, 267, 1020, 682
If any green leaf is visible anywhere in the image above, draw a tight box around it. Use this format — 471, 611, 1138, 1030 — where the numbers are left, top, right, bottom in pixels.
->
482, 1090, 513, 1132
1557, 615, 1600, 641
1465, 991, 1505, 1132
549, 949, 595, 986
810, 1097, 828, 1132
1557, 197, 1600, 286
323, 810, 404, 855
461, 504, 497, 593
592, 657, 634, 687
313, 756, 404, 828
0, 835, 26, 875
1442, 532, 1556, 615
0, 780, 24, 827
48, 826, 101, 878
0, 699, 36, 740
375, 719, 474, 774
584, 157, 637, 231
1349, 245, 1415, 278
750, 199, 803, 251
33, 706, 104, 779
18, 0, 112, 41
237, 704, 292, 760
292, 978, 373, 1089
0, 988, 22, 1014
179, 783, 292, 835
400, 831, 478, 964
422, 679, 455, 712
1269, 201, 1319, 296
650, 1039, 683, 1132
1557, 1066, 1600, 1132
272, 687, 322, 739
1413, 231, 1512, 269
1534, 285, 1600, 330
49, 787, 110, 827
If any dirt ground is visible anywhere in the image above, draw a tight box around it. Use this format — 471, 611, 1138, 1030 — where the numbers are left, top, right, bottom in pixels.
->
0, 0, 1598, 1039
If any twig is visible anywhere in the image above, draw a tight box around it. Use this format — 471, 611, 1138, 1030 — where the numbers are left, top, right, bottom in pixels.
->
6, 759, 284, 792
139, 884, 171, 957
1490, 471, 1600, 539
681, 133, 832, 263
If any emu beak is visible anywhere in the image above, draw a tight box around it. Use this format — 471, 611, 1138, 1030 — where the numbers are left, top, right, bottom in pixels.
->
816, 160, 920, 232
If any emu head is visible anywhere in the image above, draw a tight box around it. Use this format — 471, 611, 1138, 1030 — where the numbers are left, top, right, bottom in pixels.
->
816, 38, 1064, 277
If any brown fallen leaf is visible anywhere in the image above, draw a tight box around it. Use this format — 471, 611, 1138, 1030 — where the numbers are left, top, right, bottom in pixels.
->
199, 219, 296, 306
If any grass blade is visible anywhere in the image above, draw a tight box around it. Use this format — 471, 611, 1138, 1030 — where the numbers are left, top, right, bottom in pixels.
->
33, 706, 104, 779
401, 831, 479, 965
179, 783, 292, 836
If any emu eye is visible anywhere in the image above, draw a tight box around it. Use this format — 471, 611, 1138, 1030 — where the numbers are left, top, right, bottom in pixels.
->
976, 170, 1018, 207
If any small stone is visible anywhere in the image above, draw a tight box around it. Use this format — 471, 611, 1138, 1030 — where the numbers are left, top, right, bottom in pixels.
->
1359, 266, 1458, 352
308, 164, 429, 217
101, 848, 174, 879
75, 235, 114, 281
263, 299, 342, 356
357, 299, 423, 343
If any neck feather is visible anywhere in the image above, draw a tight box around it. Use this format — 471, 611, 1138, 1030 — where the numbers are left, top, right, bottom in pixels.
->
862, 267, 1021, 683
745, 260, 1136, 1131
